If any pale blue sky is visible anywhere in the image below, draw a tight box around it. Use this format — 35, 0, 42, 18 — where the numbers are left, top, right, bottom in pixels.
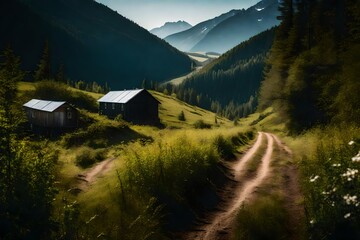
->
96, 0, 260, 30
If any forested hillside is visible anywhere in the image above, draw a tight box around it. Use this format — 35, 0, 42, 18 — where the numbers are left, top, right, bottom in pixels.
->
191, 0, 279, 53
259, 0, 360, 132
0, 0, 192, 88
165, 28, 275, 120
258, 1, 360, 238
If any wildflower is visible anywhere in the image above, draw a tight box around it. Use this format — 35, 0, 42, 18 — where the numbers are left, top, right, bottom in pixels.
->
310, 219, 315, 225
348, 141, 355, 146
332, 163, 341, 167
331, 202, 335, 207
352, 151, 360, 163
344, 213, 351, 219
341, 168, 359, 181
332, 187, 337, 192
309, 175, 319, 182
343, 194, 358, 205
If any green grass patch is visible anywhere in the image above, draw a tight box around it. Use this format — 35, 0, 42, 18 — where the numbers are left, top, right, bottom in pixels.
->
234, 195, 289, 240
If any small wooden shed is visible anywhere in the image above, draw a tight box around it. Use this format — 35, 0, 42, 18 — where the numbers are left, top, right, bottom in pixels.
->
23, 99, 78, 129
98, 89, 160, 124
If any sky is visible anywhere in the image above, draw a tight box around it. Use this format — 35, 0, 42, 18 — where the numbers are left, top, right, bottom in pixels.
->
96, 0, 261, 30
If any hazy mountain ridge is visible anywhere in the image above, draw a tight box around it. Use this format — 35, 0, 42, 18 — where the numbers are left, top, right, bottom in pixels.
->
165, 0, 279, 53
164, 9, 241, 52
0, 0, 192, 88
191, 0, 280, 53
150, 21, 192, 39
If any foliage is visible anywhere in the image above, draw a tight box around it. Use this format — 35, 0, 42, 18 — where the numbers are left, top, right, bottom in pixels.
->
75, 147, 106, 168
177, 110, 186, 121
34, 40, 51, 81
162, 28, 275, 120
0, 48, 57, 239
212, 135, 235, 160
193, 120, 212, 129
234, 195, 289, 240
61, 120, 130, 148
259, 0, 360, 132
301, 126, 360, 239
32, 80, 98, 112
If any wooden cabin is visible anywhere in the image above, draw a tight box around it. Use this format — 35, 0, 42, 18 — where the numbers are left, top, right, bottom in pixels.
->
23, 99, 78, 130
98, 89, 160, 124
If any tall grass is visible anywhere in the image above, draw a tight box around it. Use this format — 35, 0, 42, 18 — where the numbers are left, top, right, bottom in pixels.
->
300, 125, 360, 239
234, 195, 288, 240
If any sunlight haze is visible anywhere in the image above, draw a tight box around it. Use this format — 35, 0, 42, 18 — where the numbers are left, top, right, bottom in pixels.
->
96, 0, 260, 29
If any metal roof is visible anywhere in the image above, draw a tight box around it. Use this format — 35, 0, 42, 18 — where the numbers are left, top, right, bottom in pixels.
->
97, 89, 144, 103
23, 99, 66, 112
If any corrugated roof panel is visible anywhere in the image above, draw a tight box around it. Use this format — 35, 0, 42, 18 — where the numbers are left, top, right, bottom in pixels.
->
98, 89, 144, 103
23, 99, 66, 112
42, 101, 66, 112
23, 99, 41, 108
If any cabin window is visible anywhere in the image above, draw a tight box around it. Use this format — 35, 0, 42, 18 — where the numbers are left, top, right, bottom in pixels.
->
112, 103, 115, 110
121, 104, 124, 111
67, 111, 72, 119
104, 103, 107, 109
31, 110, 35, 118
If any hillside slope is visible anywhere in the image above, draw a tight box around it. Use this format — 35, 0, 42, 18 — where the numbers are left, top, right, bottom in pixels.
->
0, 0, 192, 88
191, 0, 279, 53
164, 10, 241, 52
150, 21, 192, 39
171, 28, 276, 119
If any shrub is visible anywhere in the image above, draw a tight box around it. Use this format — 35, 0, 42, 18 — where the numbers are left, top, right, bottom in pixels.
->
178, 111, 186, 121
213, 135, 235, 160
193, 120, 211, 129
75, 147, 106, 168
33, 80, 98, 112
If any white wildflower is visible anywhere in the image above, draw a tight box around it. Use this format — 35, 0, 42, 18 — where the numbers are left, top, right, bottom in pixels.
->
341, 168, 359, 181
344, 213, 351, 219
332, 163, 341, 167
310, 219, 315, 224
343, 194, 358, 205
309, 175, 320, 182
331, 202, 335, 207
332, 187, 337, 192
348, 141, 355, 146
352, 151, 360, 162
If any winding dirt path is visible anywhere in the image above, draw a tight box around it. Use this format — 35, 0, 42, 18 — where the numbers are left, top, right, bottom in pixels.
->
76, 158, 115, 190
184, 132, 275, 240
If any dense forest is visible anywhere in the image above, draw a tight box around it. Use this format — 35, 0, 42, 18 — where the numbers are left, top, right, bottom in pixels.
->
0, 0, 192, 88
259, 0, 360, 132
163, 28, 275, 120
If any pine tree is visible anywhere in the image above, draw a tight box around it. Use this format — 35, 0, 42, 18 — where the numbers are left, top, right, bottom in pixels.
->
34, 40, 51, 81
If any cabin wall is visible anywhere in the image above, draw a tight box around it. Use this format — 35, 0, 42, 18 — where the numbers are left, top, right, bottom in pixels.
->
99, 91, 159, 124
24, 104, 78, 128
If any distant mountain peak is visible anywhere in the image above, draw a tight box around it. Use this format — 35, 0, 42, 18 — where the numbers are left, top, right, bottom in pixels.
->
150, 21, 192, 39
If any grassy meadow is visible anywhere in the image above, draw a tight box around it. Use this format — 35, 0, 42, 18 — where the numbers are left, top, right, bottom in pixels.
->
17, 81, 256, 239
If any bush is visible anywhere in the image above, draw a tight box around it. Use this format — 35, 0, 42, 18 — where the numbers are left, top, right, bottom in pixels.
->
301, 133, 360, 239
178, 111, 186, 121
75, 147, 106, 168
213, 135, 235, 160
193, 120, 211, 129
33, 80, 98, 112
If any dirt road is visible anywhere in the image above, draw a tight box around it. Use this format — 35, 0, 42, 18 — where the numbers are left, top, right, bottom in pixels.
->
184, 132, 296, 240
76, 158, 115, 190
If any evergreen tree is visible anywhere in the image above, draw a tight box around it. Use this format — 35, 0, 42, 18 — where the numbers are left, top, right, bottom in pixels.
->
34, 40, 51, 81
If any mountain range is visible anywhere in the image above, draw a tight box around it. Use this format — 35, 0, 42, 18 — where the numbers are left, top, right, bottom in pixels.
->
0, 0, 192, 88
165, 0, 279, 53
164, 10, 241, 52
150, 21, 192, 39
